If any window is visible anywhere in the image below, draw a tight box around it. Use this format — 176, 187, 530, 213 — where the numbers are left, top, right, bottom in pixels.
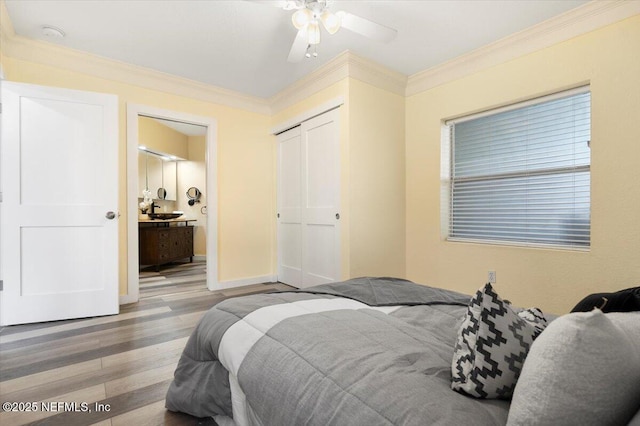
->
444, 87, 591, 248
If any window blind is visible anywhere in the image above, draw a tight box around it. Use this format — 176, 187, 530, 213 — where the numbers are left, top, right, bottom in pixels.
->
448, 89, 591, 248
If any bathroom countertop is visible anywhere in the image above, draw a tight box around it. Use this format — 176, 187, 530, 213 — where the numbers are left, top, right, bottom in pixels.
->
138, 217, 197, 224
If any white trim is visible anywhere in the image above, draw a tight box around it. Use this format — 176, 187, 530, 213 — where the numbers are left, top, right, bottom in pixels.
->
119, 294, 137, 305
1, 34, 269, 115
126, 103, 218, 303
406, 0, 640, 96
269, 51, 406, 114
217, 275, 278, 291
444, 84, 590, 125
271, 96, 344, 135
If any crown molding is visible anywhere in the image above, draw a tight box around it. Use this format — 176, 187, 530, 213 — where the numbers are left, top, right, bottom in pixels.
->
269, 51, 351, 114
406, 0, 640, 97
0, 2, 270, 115
345, 52, 407, 96
0, 0, 15, 39
269, 50, 407, 114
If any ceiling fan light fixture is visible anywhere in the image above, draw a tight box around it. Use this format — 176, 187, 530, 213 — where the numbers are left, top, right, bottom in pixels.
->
320, 10, 341, 34
307, 20, 320, 44
292, 8, 312, 30
282, 1, 298, 11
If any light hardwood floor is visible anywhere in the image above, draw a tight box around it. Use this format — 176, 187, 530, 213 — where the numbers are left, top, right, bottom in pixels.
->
0, 261, 293, 425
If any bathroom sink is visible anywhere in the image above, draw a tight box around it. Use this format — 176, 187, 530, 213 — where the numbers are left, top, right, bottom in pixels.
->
148, 212, 183, 220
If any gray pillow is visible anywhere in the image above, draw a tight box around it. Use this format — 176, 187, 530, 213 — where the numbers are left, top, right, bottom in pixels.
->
507, 311, 640, 426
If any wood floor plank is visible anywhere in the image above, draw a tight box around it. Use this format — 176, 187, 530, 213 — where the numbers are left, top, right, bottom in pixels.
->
105, 363, 177, 397
0, 384, 106, 425
22, 380, 171, 426
1, 339, 102, 372
0, 308, 176, 353
0, 311, 188, 369
0, 307, 172, 345
3, 343, 185, 404
100, 337, 189, 369
2, 327, 193, 381
0, 359, 102, 396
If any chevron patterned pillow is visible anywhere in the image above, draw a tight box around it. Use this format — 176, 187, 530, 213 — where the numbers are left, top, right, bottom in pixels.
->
451, 283, 547, 399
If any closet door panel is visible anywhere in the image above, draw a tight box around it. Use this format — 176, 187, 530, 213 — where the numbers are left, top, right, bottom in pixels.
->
300, 109, 341, 288
277, 127, 302, 287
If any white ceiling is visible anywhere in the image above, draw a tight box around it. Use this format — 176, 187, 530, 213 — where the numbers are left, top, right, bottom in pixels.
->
5, 0, 589, 99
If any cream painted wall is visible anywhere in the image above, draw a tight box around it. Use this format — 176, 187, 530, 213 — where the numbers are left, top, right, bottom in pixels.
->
271, 78, 406, 279
406, 16, 640, 314
348, 79, 405, 278
2, 56, 274, 294
138, 116, 188, 159
176, 135, 207, 256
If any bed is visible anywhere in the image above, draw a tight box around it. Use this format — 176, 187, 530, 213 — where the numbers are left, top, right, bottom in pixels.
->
165, 277, 640, 426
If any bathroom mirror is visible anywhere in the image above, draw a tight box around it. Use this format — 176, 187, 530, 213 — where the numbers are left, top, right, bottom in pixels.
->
186, 187, 201, 199
186, 186, 201, 206
138, 150, 177, 201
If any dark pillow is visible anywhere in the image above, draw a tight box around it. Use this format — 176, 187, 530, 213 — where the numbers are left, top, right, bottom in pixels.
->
571, 286, 640, 313
451, 283, 548, 399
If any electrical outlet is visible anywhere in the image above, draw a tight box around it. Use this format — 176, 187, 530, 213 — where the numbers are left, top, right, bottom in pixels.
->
488, 271, 496, 284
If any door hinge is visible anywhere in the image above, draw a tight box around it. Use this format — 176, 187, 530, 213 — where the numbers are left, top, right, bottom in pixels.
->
0, 280, 3, 291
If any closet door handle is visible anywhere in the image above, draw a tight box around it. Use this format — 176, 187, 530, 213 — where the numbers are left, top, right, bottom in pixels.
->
335, 213, 340, 220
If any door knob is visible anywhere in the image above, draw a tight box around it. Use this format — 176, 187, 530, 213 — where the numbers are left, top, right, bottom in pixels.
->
105, 211, 117, 220
335, 213, 340, 220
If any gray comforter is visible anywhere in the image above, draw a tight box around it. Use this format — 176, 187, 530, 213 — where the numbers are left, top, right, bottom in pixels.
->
165, 277, 511, 425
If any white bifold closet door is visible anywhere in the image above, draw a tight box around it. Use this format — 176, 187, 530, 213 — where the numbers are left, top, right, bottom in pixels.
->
277, 109, 341, 288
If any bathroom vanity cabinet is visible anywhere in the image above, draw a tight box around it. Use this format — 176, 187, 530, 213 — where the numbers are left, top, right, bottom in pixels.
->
139, 219, 194, 271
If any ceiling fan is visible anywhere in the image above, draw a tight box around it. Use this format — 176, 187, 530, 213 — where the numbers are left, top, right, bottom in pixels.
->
277, 0, 398, 62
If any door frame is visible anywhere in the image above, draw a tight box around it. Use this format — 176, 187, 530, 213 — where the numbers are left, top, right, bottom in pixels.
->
125, 104, 218, 304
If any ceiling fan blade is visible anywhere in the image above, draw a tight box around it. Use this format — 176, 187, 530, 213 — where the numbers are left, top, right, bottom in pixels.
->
288, 28, 309, 62
336, 11, 397, 43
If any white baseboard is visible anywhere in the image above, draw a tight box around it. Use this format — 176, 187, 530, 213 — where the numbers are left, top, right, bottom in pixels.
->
119, 294, 137, 305
215, 275, 278, 291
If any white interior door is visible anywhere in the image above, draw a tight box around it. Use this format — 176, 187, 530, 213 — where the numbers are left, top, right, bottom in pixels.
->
277, 126, 302, 287
277, 108, 340, 288
0, 82, 119, 326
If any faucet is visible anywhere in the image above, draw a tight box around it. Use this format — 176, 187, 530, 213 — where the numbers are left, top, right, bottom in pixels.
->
150, 201, 157, 214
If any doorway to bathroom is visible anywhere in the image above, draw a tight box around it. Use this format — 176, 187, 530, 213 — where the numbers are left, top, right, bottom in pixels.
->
125, 104, 218, 304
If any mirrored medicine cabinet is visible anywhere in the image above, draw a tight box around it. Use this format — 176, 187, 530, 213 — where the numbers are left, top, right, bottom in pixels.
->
138, 150, 177, 201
